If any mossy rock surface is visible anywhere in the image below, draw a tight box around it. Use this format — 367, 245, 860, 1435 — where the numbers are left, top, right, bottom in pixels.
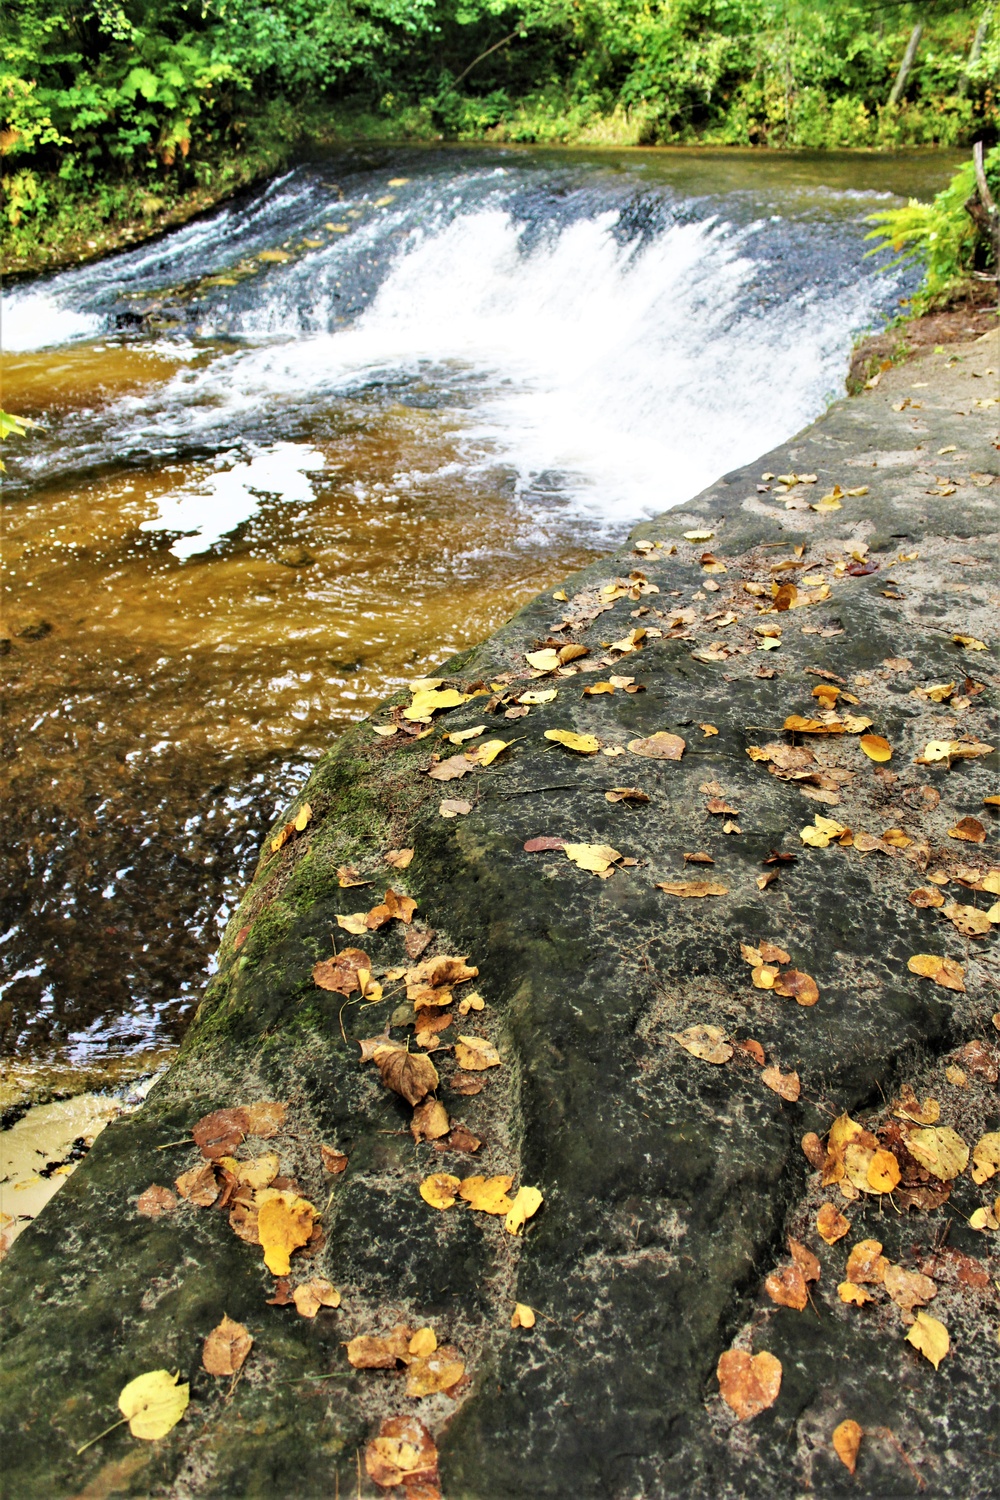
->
1, 336, 997, 1498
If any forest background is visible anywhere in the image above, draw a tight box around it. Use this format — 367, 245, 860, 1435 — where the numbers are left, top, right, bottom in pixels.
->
1, 2, 998, 277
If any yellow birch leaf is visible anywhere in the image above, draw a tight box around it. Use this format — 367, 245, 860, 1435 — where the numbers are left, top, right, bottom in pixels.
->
505, 1185, 543, 1235
473, 738, 511, 767
511, 1303, 536, 1328
953, 635, 986, 650
838, 1282, 874, 1305
446, 725, 486, 745
905, 1310, 950, 1369
832, 1419, 863, 1474
905, 1127, 969, 1180
526, 649, 561, 671
563, 843, 621, 874
419, 1173, 461, 1210
454, 1035, 501, 1071
257, 1192, 316, 1275
670, 1024, 733, 1064
117, 1370, 189, 1441
336, 912, 369, 934
971, 1132, 1000, 1185
544, 729, 599, 753
409, 1327, 437, 1357
292, 1278, 341, 1318
520, 689, 557, 705
859, 735, 891, 762
459, 1174, 514, 1215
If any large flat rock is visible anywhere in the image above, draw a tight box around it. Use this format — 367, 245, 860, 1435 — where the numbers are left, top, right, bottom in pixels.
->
1, 333, 997, 1499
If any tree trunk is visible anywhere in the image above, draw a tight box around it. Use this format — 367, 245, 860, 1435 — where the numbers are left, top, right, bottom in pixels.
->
958, 6, 992, 96
887, 23, 922, 107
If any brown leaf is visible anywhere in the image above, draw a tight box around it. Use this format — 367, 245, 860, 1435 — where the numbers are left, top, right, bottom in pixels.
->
175, 1162, 220, 1207
439, 798, 472, 817
817, 1202, 851, 1244
524, 836, 568, 852
942, 901, 992, 937
656, 880, 728, 897
229, 1200, 260, 1243
202, 1315, 253, 1376
628, 732, 686, 760
706, 797, 740, 815
266, 1277, 293, 1305
832, 1419, 863, 1475
192, 1108, 248, 1160
385, 848, 414, 869
764, 1264, 808, 1311
366, 888, 419, 929
949, 816, 986, 844
320, 1145, 348, 1174
313, 948, 372, 997
759, 942, 791, 964
348, 1327, 413, 1369
801, 1132, 826, 1169
845, 1239, 888, 1284
907, 954, 965, 992
605, 787, 650, 804
241, 1102, 286, 1138
761, 1065, 800, 1101
337, 864, 371, 887
789, 1239, 820, 1282
670, 1024, 733, 1064
684, 852, 714, 864
292, 1277, 341, 1318
884, 1265, 936, 1312
411, 1099, 451, 1142
445, 1124, 482, 1154
909, 887, 944, 908
365, 1416, 439, 1492
735, 1038, 765, 1066
427, 753, 472, 781
405, 1349, 466, 1398
453, 1035, 501, 1071
449, 1073, 484, 1096
373, 1043, 440, 1106
771, 969, 819, 1006
136, 1185, 177, 1218
404, 926, 435, 960
716, 1348, 782, 1421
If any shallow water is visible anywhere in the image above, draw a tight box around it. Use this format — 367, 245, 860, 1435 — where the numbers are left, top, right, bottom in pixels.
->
0, 145, 961, 1095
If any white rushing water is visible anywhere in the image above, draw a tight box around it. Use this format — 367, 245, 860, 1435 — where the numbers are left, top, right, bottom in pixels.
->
4, 169, 901, 542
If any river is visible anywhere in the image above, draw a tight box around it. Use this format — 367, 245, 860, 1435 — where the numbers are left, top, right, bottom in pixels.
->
0, 144, 961, 1105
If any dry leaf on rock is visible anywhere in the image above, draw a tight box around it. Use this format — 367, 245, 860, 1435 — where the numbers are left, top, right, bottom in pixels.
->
175, 1163, 220, 1207
670, 1025, 733, 1064
374, 1043, 440, 1106
832, 1419, 863, 1475
909, 887, 945, 908
459, 1174, 514, 1215
761, 1066, 800, 1101
953, 634, 986, 650
971, 1132, 1000, 1186
117, 1370, 189, 1442
257, 1192, 316, 1276
628, 732, 686, 760
511, 1303, 536, 1328
716, 1349, 781, 1421
218, 1153, 280, 1191
866, 1148, 901, 1193
365, 888, 418, 929
656, 881, 728, 898
789, 1240, 821, 1282
408, 1328, 437, 1357
893, 1086, 941, 1125
439, 799, 472, 818
321, 1145, 348, 1174
411, 1099, 451, 1142
404, 687, 471, 722
192, 1108, 248, 1160
449, 1073, 483, 1096
905, 1126, 969, 1180
838, 1282, 874, 1305
524, 835, 568, 852
385, 848, 414, 869
446, 1123, 482, 1153
563, 843, 622, 876
905, 1310, 949, 1369
884, 1266, 936, 1312
772, 970, 819, 1006
544, 729, 599, 754
229, 1201, 260, 1244
406, 1350, 465, 1398
454, 1035, 500, 1071
313, 948, 372, 997
949, 816, 986, 843
846, 1239, 889, 1284
365, 1416, 439, 1492
765, 1264, 808, 1310
348, 1327, 413, 1369
420, 1174, 460, 1210
605, 787, 649, 803
337, 865, 370, 888
942, 901, 992, 937
859, 735, 892, 762
336, 913, 368, 935
202, 1315, 253, 1376
505, 1185, 543, 1236
293, 1278, 341, 1318
137, 1185, 177, 1217
242, 1102, 285, 1138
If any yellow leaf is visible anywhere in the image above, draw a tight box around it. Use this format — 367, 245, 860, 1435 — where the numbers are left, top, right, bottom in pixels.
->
473, 738, 511, 767
905, 1310, 950, 1369
388, 177, 409, 186
699, 723, 719, 736
520, 689, 557, 705
294, 803, 312, 831
545, 729, 599, 753
404, 687, 471, 721
838, 1281, 873, 1305
292, 1278, 341, 1318
405, 1349, 466, 1397
971, 1132, 1000, 1185
459, 1174, 514, 1215
257, 1191, 316, 1275
446, 725, 486, 745
526, 649, 561, 671
866, 1148, 901, 1193
409, 1327, 437, 1356
117, 1370, 189, 1441
336, 912, 368, 934
374, 195, 394, 207
683, 529, 714, 541
670, 1024, 733, 1064
656, 880, 728, 897
511, 1303, 536, 1328
832, 1419, 863, 1474
953, 634, 987, 650
800, 825, 832, 847
716, 1348, 781, 1421
258, 249, 290, 263
859, 734, 892, 762
563, 842, 621, 875
217, 1153, 280, 1190
419, 1173, 461, 1210
505, 1185, 543, 1235
817, 1203, 850, 1244
905, 1126, 969, 1180
454, 1035, 501, 1071
906, 954, 965, 992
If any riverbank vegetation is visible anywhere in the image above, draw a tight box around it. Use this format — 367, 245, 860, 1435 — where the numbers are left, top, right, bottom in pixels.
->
2, 2, 998, 276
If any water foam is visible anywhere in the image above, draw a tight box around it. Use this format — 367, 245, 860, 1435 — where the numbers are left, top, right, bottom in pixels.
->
2, 291, 103, 352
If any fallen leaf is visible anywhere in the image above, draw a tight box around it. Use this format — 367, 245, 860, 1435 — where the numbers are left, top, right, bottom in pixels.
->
348, 1327, 413, 1370
772, 970, 819, 1006
373, 1043, 440, 1105
202, 1316, 253, 1375
228, 1201, 260, 1243
242, 1102, 285, 1138
670, 1024, 733, 1064
907, 954, 965, 992
192, 1108, 247, 1160
949, 816, 986, 843
459, 1174, 515, 1215
884, 1266, 936, 1312
320, 1145, 348, 1175
751, 965, 779, 990
454, 1035, 500, 1071
765, 1264, 808, 1310
411, 1099, 451, 1142
505, 1185, 543, 1236
404, 686, 471, 721
439, 799, 472, 817
336, 912, 368, 935
544, 729, 599, 754
457, 991, 485, 1016
218, 1153, 280, 1191
605, 787, 649, 804
526, 648, 561, 671
137, 1185, 177, 1217
736, 1038, 766, 1065
909, 887, 945, 908
953, 635, 986, 651
313, 948, 372, 997
419, 1174, 461, 1210
656, 881, 728, 898
175, 1163, 220, 1207
117, 1370, 189, 1441
365, 1416, 438, 1492
524, 835, 568, 852
892, 1087, 941, 1125
520, 689, 558, 705
942, 901, 992, 937
716, 1348, 781, 1421
366, 888, 419, 929
971, 1132, 1000, 1185
448, 1074, 484, 1096
385, 848, 415, 869
257, 1192, 316, 1276
859, 734, 892, 762
446, 1123, 482, 1153
627, 732, 686, 760
832, 1419, 863, 1475
293, 1278, 341, 1318
846, 1239, 888, 1284
789, 1240, 821, 1282
838, 1282, 874, 1305
905, 1310, 949, 1368
511, 1303, 536, 1329
866, 1148, 901, 1193
337, 864, 370, 888
427, 753, 471, 782
761, 1065, 800, 1101
686, 852, 714, 864
406, 1349, 465, 1397
906, 1126, 969, 1180
563, 842, 622, 875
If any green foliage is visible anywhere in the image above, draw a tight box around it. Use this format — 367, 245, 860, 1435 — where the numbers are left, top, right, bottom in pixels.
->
865, 144, 1000, 312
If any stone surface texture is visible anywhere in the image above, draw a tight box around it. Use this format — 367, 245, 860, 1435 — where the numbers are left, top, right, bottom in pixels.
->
1, 332, 997, 1499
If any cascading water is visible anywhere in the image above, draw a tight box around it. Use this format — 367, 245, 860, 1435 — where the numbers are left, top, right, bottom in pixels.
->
1, 145, 940, 1085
